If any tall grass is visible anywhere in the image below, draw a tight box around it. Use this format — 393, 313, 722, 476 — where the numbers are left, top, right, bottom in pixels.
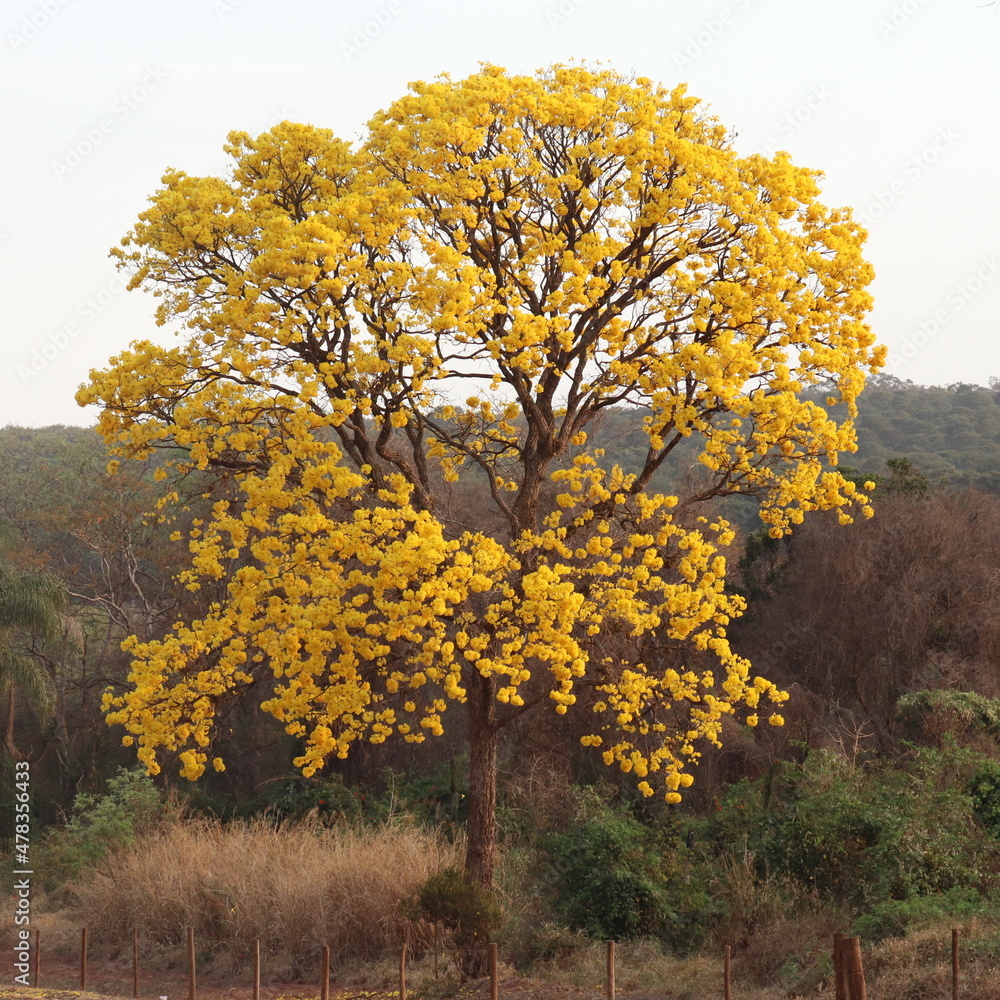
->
51, 809, 1000, 998
70, 815, 461, 976
528, 924, 1000, 1000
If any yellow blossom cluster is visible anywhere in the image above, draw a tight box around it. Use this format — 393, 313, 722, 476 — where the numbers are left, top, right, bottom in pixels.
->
82, 64, 881, 800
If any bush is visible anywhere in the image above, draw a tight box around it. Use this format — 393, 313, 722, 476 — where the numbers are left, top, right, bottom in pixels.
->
38, 768, 171, 889
408, 866, 504, 979
853, 888, 988, 944
532, 787, 721, 953
251, 773, 365, 823
708, 745, 1000, 907
897, 689, 1000, 748
968, 761, 1000, 837
542, 811, 674, 941
380, 761, 468, 830
409, 866, 503, 949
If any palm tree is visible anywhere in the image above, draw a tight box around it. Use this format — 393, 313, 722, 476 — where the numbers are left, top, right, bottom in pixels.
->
0, 561, 63, 757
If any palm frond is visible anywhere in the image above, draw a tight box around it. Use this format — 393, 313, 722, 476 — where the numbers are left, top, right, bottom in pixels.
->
0, 565, 63, 639
0, 649, 54, 724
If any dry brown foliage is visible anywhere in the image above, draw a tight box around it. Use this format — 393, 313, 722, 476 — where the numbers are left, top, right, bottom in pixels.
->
734, 489, 1000, 740
67, 816, 461, 976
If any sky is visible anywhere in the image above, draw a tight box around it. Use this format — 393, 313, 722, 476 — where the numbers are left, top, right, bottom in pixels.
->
2, 0, 998, 428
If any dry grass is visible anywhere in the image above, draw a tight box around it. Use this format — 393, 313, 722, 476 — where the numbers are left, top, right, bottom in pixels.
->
526, 924, 1000, 1000
22, 900, 1000, 1000
66, 816, 461, 977
29, 814, 1000, 1000
864, 920, 1000, 1000
533, 939, 782, 1000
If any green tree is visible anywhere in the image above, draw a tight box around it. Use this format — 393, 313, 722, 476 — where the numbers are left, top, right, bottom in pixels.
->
0, 559, 62, 757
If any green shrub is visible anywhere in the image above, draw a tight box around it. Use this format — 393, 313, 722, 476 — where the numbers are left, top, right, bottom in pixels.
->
897, 689, 1000, 746
410, 866, 503, 948
381, 761, 468, 829
543, 813, 674, 941
38, 767, 171, 889
661, 871, 722, 954
709, 745, 1000, 906
253, 773, 365, 822
968, 761, 1000, 837
853, 888, 988, 944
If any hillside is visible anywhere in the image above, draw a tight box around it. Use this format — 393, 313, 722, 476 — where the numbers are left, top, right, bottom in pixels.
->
847, 376, 1000, 489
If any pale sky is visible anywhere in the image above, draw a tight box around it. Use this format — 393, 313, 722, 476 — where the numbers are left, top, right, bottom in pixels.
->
3, 0, 998, 427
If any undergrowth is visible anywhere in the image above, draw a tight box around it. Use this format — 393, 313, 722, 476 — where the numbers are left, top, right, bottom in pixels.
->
67, 815, 461, 977
20, 735, 1000, 998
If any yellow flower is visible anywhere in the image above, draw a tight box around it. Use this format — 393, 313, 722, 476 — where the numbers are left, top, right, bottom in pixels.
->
84, 63, 878, 813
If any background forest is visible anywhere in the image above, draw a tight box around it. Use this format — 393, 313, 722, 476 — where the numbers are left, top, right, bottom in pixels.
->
10, 376, 1000, 999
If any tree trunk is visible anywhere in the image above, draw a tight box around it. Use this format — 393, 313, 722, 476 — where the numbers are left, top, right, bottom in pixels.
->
5, 683, 18, 759
465, 669, 498, 889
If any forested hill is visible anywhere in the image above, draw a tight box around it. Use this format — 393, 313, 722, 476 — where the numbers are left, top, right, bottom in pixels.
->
6, 378, 1000, 525
578, 376, 1000, 494
844, 375, 1000, 490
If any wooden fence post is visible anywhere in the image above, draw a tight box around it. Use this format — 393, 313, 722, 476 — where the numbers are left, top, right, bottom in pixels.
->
253, 938, 260, 1000
606, 940, 615, 1000
724, 944, 731, 1000
844, 936, 867, 1000
489, 943, 498, 1000
133, 927, 139, 999
187, 926, 196, 1000
398, 942, 406, 1000
80, 926, 88, 991
32, 929, 39, 988
952, 927, 959, 1000
321, 944, 330, 1000
833, 933, 847, 1000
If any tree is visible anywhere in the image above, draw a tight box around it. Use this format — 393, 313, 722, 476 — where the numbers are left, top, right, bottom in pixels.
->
79, 64, 883, 887
0, 558, 62, 757
0, 426, 218, 799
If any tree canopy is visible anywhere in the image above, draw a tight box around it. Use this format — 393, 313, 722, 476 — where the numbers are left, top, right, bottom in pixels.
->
78, 64, 883, 883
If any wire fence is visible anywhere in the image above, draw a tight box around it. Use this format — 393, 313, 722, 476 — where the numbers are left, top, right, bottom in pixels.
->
16, 925, 969, 999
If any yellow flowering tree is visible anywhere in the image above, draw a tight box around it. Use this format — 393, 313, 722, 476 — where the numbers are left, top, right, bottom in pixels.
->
79, 64, 883, 887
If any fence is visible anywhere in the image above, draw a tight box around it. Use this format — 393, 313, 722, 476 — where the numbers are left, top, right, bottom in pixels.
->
18, 925, 969, 998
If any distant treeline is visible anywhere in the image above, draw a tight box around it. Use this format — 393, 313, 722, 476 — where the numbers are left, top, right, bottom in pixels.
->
844, 374, 1000, 490
584, 373, 1000, 493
